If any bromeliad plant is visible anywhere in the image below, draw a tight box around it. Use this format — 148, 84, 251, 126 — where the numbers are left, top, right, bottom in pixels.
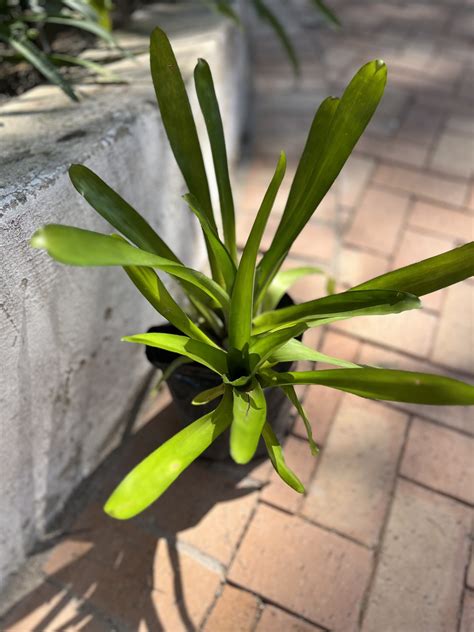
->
31, 28, 474, 520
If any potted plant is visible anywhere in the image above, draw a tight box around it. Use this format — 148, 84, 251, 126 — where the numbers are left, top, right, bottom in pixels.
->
31, 27, 474, 520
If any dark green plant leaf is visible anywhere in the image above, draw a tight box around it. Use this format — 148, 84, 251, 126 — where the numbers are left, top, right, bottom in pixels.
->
183, 193, 236, 292
311, 0, 341, 26
257, 61, 386, 295
280, 385, 318, 455
50, 54, 123, 83
123, 265, 215, 345
69, 165, 179, 261
149, 28, 214, 228
30, 225, 230, 310
203, 0, 241, 24
261, 368, 474, 405
252, 0, 299, 74
104, 389, 233, 519
249, 323, 308, 372
262, 422, 304, 492
231, 380, 267, 464
253, 289, 420, 334
4, 34, 78, 101
45, 16, 121, 48
194, 58, 237, 262
228, 152, 286, 360
353, 242, 474, 297
122, 332, 227, 374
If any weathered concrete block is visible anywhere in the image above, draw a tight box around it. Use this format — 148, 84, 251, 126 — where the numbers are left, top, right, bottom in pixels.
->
0, 2, 248, 587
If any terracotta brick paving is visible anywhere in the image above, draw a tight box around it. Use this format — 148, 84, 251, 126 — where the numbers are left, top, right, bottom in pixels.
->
1, 0, 473, 630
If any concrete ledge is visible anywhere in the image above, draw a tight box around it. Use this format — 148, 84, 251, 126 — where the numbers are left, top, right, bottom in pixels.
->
0, 2, 248, 588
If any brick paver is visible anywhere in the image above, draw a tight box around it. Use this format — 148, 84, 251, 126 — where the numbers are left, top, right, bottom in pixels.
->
228, 503, 373, 631
361, 480, 471, 632
2, 0, 473, 630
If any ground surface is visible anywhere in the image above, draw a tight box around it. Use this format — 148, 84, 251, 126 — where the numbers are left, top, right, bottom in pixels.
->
1, 0, 473, 630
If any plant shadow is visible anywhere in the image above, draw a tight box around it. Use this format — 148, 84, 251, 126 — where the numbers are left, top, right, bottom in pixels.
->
1, 399, 265, 631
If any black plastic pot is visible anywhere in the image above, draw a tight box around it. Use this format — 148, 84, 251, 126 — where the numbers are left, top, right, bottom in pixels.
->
145, 295, 297, 461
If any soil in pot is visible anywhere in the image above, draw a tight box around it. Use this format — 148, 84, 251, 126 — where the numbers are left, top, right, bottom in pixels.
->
145, 296, 298, 461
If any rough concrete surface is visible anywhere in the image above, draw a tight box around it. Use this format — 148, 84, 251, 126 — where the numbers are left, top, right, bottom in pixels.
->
0, 2, 248, 588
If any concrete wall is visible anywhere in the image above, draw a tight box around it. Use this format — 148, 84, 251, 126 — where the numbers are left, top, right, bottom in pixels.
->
0, 3, 248, 588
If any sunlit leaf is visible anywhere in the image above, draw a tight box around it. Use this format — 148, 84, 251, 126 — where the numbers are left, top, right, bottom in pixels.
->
280, 385, 318, 455
104, 389, 233, 519
268, 338, 360, 368
122, 332, 227, 374
262, 368, 474, 405
253, 289, 419, 334
262, 422, 304, 492
230, 380, 267, 464
30, 225, 230, 310
228, 152, 286, 365
353, 242, 474, 297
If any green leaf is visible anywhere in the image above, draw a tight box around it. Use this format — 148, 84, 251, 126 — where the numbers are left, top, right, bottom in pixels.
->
203, 0, 241, 24
311, 0, 341, 27
30, 225, 230, 311
268, 338, 360, 368
45, 16, 121, 50
353, 242, 474, 297
249, 323, 308, 372
4, 35, 78, 101
104, 389, 233, 519
261, 368, 474, 405
253, 289, 420, 334
230, 380, 267, 464
150, 27, 223, 283
261, 265, 326, 312
194, 58, 237, 262
280, 386, 318, 455
228, 152, 286, 360
252, 0, 299, 74
149, 28, 214, 228
122, 333, 227, 374
69, 165, 179, 261
192, 384, 225, 405
257, 60, 387, 295
183, 193, 236, 293
262, 422, 304, 493
123, 265, 215, 345
49, 54, 123, 83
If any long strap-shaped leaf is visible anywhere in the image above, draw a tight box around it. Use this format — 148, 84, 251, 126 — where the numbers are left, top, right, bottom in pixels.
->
1, 33, 78, 101
150, 28, 219, 282
261, 265, 326, 312
311, 0, 341, 26
122, 332, 227, 374
31, 225, 230, 310
262, 422, 304, 492
228, 152, 287, 358
280, 385, 319, 455
261, 368, 474, 405
69, 165, 222, 325
257, 61, 386, 296
252, 289, 420, 334
194, 58, 237, 262
104, 389, 233, 519
353, 242, 474, 297
231, 380, 267, 464
124, 266, 215, 345
252, 0, 299, 74
184, 194, 236, 293
69, 165, 179, 261
249, 323, 308, 372
268, 338, 360, 368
